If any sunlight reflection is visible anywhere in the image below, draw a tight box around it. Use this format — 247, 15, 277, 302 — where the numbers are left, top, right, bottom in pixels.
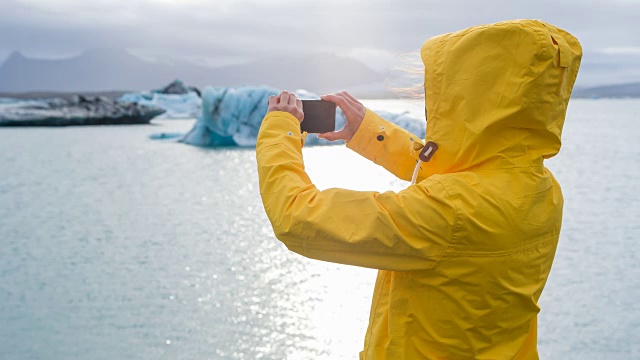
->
303, 146, 408, 193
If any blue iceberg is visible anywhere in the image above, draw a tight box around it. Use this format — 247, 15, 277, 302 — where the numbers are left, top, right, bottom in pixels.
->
180, 86, 278, 146
172, 86, 425, 147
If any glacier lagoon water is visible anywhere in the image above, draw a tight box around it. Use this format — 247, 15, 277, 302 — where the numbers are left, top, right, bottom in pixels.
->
0, 99, 638, 359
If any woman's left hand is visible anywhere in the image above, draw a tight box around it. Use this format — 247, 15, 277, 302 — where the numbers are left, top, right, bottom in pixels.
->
267, 90, 304, 123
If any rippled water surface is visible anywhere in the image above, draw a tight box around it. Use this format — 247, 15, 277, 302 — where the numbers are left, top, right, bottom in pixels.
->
0, 99, 638, 359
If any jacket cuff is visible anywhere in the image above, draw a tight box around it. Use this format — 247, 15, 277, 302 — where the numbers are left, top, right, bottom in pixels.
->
262, 111, 301, 130
345, 108, 387, 160
256, 111, 304, 154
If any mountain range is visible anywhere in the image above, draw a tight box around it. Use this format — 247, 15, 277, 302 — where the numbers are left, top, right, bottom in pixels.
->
1, 49, 638, 98
572, 82, 640, 98
0, 49, 388, 96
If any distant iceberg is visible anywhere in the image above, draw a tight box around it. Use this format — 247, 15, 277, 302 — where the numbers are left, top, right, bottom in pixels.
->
176, 86, 425, 147
119, 80, 202, 119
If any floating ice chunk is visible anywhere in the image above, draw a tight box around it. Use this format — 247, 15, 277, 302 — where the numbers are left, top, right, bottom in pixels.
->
148, 132, 183, 140
119, 91, 201, 119
119, 80, 202, 119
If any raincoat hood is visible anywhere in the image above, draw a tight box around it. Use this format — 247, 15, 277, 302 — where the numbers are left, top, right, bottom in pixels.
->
420, 19, 582, 176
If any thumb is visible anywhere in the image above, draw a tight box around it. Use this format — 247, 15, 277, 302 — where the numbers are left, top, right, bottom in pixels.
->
318, 128, 349, 141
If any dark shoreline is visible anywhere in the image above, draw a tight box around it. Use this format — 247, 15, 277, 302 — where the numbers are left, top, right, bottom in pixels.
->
0, 92, 164, 126
2, 90, 639, 101
0, 90, 128, 100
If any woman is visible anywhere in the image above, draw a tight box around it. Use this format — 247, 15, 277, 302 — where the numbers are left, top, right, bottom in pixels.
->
256, 19, 581, 359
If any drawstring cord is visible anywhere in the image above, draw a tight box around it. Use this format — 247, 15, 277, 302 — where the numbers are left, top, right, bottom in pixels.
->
411, 160, 422, 185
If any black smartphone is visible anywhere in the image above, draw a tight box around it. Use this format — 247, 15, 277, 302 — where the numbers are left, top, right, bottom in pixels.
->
300, 100, 336, 133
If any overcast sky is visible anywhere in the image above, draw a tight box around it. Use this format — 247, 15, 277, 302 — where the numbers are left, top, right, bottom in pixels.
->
1, 0, 639, 87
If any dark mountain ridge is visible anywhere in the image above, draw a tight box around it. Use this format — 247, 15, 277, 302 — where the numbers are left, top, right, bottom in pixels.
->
0, 49, 384, 94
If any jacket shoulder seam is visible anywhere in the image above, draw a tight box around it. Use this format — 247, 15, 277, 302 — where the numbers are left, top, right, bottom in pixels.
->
285, 241, 444, 260
442, 233, 558, 258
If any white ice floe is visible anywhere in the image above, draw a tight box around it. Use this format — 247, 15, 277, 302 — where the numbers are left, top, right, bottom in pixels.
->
119, 91, 201, 119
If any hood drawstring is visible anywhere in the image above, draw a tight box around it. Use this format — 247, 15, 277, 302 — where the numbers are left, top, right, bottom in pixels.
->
411, 160, 423, 185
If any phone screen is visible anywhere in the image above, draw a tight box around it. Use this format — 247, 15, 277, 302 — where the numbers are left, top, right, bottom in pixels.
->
300, 100, 336, 133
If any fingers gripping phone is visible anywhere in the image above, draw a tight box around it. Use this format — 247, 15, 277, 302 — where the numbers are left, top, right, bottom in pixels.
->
300, 100, 336, 133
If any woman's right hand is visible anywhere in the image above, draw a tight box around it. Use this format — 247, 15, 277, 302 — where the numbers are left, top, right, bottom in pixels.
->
318, 91, 365, 142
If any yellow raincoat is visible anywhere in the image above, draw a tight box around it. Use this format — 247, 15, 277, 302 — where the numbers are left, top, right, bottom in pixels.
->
256, 19, 581, 359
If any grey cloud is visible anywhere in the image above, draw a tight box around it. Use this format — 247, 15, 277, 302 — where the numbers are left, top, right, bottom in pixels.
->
1, 0, 639, 86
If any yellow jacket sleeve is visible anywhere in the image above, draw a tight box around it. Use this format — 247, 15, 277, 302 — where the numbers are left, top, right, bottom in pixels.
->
256, 111, 456, 271
346, 109, 429, 182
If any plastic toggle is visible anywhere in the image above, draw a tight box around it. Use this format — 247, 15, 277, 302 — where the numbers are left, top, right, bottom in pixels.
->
419, 141, 438, 162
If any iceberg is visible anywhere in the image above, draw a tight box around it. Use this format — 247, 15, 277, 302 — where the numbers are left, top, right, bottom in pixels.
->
118, 80, 202, 119
180, 86, 282, 147
177, 86, 425, 148
0, 95, 165, 126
